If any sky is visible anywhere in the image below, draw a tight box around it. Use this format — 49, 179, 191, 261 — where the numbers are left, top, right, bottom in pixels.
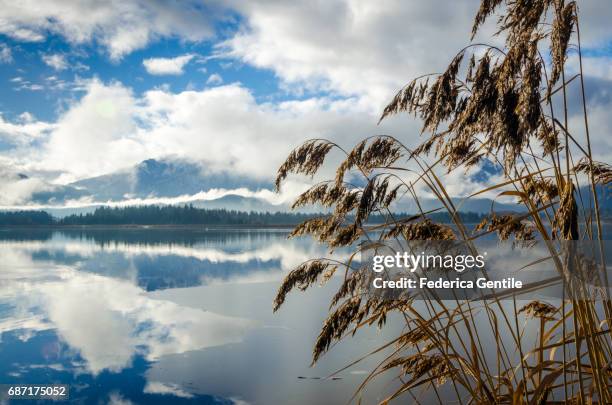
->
0, 0, 611, 207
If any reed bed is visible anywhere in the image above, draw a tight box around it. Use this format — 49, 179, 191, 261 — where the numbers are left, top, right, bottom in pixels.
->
274, 1, 612, 403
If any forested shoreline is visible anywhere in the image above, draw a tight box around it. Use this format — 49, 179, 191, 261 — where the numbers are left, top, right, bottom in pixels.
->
0, 205, 487, 226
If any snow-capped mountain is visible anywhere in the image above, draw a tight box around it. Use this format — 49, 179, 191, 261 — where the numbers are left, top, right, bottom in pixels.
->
70, 158, 272, 201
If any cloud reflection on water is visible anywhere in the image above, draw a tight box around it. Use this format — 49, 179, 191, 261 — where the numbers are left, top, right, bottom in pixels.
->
0, 229, 332, 376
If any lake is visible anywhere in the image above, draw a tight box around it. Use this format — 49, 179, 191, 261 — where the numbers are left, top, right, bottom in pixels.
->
0, 228, 401, 404
1, 227, 609, 404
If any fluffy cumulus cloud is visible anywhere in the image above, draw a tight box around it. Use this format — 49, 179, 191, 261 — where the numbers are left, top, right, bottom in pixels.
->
0, 0, 221, 60
215, 0, 612, 181
4, 76, 610, 206
220, 0, 484, 109
0, 77, 424, 205
0, 170, 52, 206
0, 79, 375, 177
221, 0, 612, 107
143, 54, 195, 75
38, 79, 140, 182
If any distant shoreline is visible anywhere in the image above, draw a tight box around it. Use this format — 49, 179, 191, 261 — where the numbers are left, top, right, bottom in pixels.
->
1, 221, 610, 230
0, 224, 297, 230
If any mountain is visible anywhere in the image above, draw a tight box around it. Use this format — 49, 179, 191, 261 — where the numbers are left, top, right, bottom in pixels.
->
70, 158, 272, 201
31, 184, 89, 204
190, 194, 286, 212
25, 158, 279, 216
392, 196, 522, 215
8, 158, 519, 213
576, 184, 612, 216
5, 158, 610, 218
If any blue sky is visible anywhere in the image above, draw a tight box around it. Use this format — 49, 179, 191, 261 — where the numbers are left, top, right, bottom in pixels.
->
0, 34, 284, 122
0, 0, 611, 207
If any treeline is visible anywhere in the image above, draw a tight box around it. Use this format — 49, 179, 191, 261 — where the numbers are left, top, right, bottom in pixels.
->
0, 210, 55, 225
60, 206, 315, 226
0, 205, 487, 226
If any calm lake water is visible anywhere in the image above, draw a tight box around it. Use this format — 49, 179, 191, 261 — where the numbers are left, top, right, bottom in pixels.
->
0, 228, 400, 404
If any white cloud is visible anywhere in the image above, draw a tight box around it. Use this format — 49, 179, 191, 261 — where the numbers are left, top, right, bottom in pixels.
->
107, 392, 134, 405
143, 382, 193, 398
0, 113, 53, 144
133, 82, 410, 181
573, 2, 612, 48
568, 102, 612, 164
566, 54, 612, 82
0, 160, 84, 206
220, 0, 612, 111
1, 1, 611, 207
4, 79, 412, 186
40, 79, 141, 182
18, 112, 35, 123
6, 27, 44, 41
0, 186, 308, 210
19, 83, 43, 91
0, 43, 12, 63
42, 53, 67, 70
206, 73, 223, 85
143, 54, 195, 75
0, 175, 52, 206
219, 0, 484, 109
0, 0, 221, 60
10, 77, 53, 92
0, 261, 256, 375
11, 73, 604, 206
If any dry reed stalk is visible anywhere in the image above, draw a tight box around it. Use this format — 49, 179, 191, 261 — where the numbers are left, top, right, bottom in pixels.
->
274, 0, 611, 403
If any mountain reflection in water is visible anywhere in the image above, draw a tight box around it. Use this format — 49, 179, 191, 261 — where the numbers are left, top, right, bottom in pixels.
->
0, 228, 392, 405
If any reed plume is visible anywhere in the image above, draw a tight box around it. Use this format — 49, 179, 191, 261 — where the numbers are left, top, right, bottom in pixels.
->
274, 1, 611, 403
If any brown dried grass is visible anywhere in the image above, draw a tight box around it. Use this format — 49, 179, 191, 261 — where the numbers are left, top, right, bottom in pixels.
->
273, 1, 611, 403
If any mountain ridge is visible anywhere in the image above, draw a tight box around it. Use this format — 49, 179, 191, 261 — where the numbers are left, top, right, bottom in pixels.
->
5, 158, 610, 217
